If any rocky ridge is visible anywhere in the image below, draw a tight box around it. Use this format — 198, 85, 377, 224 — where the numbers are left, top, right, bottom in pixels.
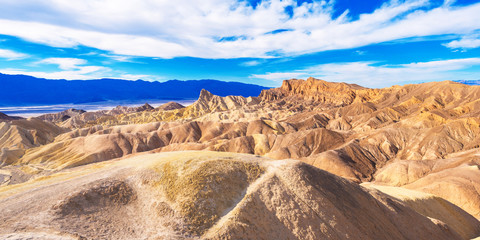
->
0, 112, 23, 122
2, 77, 480, 238
38, 109, 86, 122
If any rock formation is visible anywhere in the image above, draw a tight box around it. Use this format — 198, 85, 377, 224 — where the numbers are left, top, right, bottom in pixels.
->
105, 103, 154, 115
2, 78, 480, 238
38, 103, 156, 128
156, 101, 185, 111
38, 108, 86, 122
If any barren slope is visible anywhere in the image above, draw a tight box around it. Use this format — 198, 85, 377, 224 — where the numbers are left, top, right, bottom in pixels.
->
0, 151, 472, 240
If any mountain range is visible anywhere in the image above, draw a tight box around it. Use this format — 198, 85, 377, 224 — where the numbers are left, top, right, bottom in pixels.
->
0, 73, 269, 106
454, 80, 480, 85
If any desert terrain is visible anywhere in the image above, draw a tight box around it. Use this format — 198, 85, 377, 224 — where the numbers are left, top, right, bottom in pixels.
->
2, 77, 480, 239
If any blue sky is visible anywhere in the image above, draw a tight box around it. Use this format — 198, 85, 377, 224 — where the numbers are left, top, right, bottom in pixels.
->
0, 0, 479, 88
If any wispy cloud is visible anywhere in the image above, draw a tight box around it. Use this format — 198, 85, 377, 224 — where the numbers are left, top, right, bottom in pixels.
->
251, 58, 480, 87
240, 60, 264, 67
99, 54, 136, 62
355, 50, 366, 56
0, 48, 28, 60
1, 57, 111, 80
37, 58, 87, 70
0, 0, 478, 59
1, 57, 163, 81
444, 33, 480, 50
0, 68, 109, 80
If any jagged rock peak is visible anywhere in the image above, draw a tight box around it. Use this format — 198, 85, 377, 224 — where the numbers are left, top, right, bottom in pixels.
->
139, 103, 154, 111
199, 89, 214, 101
185, 89, 255, 118
156, 102, 185, 111
260, 77, 364, 105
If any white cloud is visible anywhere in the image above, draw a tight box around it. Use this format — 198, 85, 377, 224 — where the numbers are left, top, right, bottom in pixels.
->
0, 48, 28, 60
240, 60, 264, 67
1, 57, 163, 81
0, 68, 109, 80
444, 34, 480, 50
0, 0, 478, 58
355, 50, 366, 55
252, 71, 304, 80
100, 54, 135, 62
0, 19, 189, 58
250, 58, 480, 87
1, 57, 111, 80
0, 67, 166, 82
38, 58, 87, 70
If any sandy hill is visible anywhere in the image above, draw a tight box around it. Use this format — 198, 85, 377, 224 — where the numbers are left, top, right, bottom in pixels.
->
0, 151, 476, 240
2, 77, 480, 238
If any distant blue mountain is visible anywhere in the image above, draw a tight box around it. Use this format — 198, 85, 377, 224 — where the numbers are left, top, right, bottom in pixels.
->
454, 80, 480, 86
0, 73, 270, 106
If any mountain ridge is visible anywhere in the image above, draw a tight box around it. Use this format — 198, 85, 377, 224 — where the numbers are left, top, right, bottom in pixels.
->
454, 80, 480, 85
0, 73, 270, 106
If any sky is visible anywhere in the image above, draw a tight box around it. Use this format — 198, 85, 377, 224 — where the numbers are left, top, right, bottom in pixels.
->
0, 0, 479, 88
